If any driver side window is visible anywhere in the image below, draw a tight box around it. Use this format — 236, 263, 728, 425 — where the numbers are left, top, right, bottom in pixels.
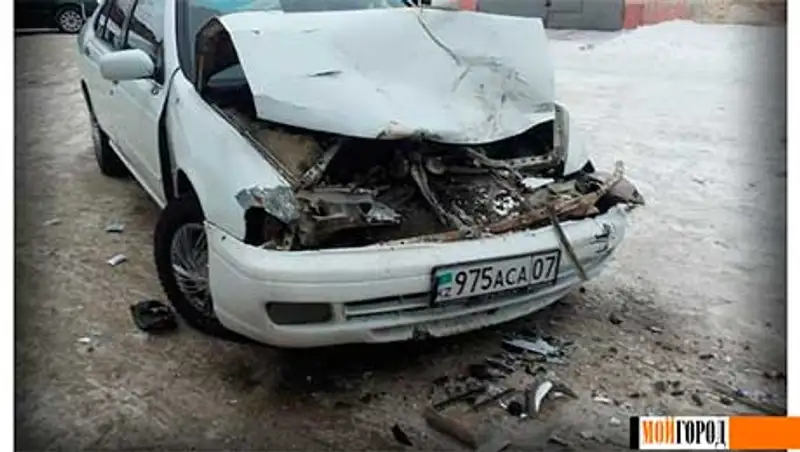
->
94, 0, 136, 49
122, 0, 166, 84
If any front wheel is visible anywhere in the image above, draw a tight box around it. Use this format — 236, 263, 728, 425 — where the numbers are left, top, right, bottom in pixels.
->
54, 5, 84, 34
154, 194, 249, 342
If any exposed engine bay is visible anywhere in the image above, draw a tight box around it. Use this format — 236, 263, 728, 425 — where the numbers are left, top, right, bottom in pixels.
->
223, 104, 643, 251
196, 14, 644, 252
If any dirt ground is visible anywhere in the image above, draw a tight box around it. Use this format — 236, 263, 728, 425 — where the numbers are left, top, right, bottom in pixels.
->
14, 22, 787, 451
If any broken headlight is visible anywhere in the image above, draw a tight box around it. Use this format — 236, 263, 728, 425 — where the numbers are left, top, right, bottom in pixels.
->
243, 208, 290, 247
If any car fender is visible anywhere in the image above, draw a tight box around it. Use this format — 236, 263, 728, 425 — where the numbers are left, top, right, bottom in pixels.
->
165, 75, 289, 240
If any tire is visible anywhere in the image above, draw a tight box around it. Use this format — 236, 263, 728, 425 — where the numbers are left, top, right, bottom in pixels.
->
154, 194, 250, 343
87, 102, 128, 178
54, 5, 84, 34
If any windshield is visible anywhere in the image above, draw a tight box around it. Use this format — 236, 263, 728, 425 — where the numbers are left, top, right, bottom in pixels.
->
179, 0, 409, 81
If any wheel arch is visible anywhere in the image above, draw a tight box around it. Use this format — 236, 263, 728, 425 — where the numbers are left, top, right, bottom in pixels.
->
160, 112, 207, 215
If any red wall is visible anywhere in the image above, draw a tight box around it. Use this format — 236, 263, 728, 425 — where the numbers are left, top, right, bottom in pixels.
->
623, 0, 690, 29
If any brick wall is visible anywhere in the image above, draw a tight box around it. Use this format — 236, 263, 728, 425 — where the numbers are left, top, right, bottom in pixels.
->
624, 0, 785, 28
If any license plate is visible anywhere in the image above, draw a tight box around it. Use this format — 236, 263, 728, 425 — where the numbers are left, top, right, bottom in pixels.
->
431, 250, 561, 304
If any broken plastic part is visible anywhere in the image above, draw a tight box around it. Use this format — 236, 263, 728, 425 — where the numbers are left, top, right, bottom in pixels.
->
236, 185, 300, 225
130, 300, 178, 333
295, 188, 402, 247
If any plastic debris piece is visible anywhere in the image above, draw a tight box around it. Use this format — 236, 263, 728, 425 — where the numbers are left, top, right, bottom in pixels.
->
391, 424, 413, 447
502, 337, 560, 357
43, 218, 62, 226
130, 300, 178, 333
531, 380, 554, 413
593, 396, 613, 405
107, 254, 128, 267
105, 222, 125, 233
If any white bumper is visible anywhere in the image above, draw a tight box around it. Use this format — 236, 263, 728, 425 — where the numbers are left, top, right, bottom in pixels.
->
208, 206, 630, 348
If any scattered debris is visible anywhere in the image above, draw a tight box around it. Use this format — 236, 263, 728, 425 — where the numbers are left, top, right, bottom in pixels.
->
433, 385, 487, 410
43, 218, 62, 226
485, 357, 515, 375
579, 431, 593, 440
105, 222, 125, 233
525, 379, 555, 414
469, 363, 505, 380
720, 396, 733, 406
473, 386, 515, 410
423, 405, 478, 449
391, 424, 413, 447
648, 326, 663, 334
608, 312, 623, 325
107, 253, 128, 267
609, 417, 621, 426
690, 392, 704, 407
552, 381, 579, 400
707, 379, 784, 415
130, 300, 178, 333
652, 380, 668, 394
502, 336, 561, 358
548, 435, 570, 447
763, 370, 786, 380
77, 336, 92, 344
593, 395, 613, 405
698, 352, 715, 360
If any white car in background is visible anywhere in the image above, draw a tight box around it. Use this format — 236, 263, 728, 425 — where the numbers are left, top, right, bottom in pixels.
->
77, 0, 643, 348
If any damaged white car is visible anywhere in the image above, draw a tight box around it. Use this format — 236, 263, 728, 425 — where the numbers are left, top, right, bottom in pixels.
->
78, 0, 643, 347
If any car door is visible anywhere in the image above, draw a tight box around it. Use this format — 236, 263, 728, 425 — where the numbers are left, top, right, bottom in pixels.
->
110, 0, 168, 204
78, 0, 135, 145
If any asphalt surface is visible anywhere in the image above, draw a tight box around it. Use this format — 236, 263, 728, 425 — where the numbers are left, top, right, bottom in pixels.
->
15, 23, 786, 450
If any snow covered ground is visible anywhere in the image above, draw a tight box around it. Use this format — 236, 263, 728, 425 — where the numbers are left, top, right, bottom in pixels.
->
553, 21, 786, 340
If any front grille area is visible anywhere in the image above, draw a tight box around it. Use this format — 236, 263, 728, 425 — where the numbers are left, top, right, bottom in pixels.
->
342, 251, 612, 323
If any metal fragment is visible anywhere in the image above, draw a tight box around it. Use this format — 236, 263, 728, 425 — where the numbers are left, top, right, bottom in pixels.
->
502, 337, 560, 357
548, 205, 588, 281
235, 185, 300, 224
107, 254, 127, 267
473, 386, 515, 410
433, 385, 487, 410
485, 357, 515, 374
297, 141, 342, 189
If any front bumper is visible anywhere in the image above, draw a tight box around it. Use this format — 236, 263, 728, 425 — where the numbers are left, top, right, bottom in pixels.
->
208, 206, 630, 348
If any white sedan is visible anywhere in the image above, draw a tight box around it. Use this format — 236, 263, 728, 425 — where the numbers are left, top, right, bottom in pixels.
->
77, 0, 643, 348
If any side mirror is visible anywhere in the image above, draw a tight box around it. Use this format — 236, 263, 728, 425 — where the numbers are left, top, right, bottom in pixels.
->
99, 48, 154, 82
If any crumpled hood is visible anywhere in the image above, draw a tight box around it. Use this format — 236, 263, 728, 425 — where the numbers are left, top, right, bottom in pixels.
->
209, 8, 555, 144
